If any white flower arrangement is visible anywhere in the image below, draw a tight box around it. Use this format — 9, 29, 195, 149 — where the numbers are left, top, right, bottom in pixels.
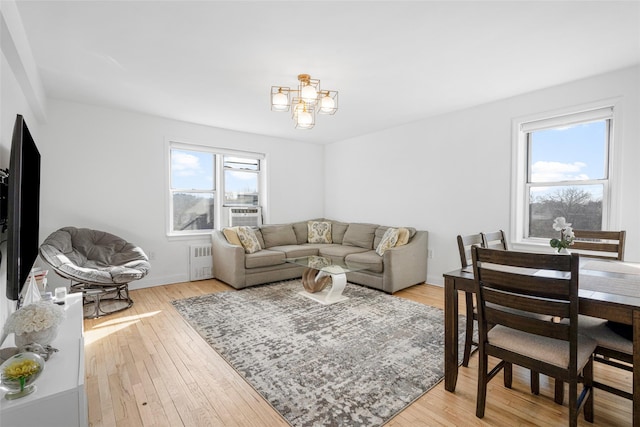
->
550, 217, 575, 252
3, 301, 65, 336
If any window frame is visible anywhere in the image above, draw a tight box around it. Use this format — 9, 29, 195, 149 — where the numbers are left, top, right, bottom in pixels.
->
166, 140, 266, 237
510, 100, 621, 251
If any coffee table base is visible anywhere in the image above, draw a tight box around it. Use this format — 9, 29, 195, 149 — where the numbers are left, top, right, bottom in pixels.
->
299, 270, 349, 305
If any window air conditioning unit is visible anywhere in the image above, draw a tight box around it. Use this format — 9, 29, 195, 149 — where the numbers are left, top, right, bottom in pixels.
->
227, 206, 262, 227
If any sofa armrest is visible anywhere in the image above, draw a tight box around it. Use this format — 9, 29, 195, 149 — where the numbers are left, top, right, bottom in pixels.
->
382, 230, 428, 293
211, 230, 246, 288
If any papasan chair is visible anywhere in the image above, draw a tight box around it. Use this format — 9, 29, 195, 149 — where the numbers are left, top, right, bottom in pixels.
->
39, 227, 150, 319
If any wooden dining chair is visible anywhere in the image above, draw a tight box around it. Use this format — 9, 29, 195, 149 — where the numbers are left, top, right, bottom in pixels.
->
561, 229, 631, 401
569, 229, 626, 260
471, 247, 596, 426
576, 317, 633, 400
456, 233, 483, 367
481, 230, 508, 250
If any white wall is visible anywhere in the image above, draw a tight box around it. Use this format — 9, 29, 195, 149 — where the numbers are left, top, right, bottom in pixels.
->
37, 99, 325, 290
325, 66, 640, 285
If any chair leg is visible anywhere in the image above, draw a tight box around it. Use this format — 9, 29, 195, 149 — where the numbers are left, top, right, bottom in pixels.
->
463, 292, 474, 367
530, 371, 540, 395
569, 378, 578, 427
503, 362, 513, 388
584, 357, 594, 423
476, 351, 488, 418
555, 379, 565, 405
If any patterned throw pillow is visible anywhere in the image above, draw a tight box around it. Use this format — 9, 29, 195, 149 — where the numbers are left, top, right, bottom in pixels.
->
236, 226, 262, 254
396, 227, 410, 247
376, 227, 399, 256
308, 221, 333, 244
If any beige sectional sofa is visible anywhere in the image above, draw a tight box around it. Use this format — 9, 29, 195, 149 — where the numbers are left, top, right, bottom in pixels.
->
211, 219, 428, 294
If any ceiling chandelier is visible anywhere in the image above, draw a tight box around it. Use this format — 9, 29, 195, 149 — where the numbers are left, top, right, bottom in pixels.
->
270, 74, 338, 130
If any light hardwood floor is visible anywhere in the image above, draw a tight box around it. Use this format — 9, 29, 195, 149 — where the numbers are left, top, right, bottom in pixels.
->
83, 280, 632, 426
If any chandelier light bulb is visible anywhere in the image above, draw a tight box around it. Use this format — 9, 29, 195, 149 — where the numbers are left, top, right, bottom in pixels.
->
301, 84, 317, 102
272, 90, 288, 111
293, 101, 305, 118
297, 110, 313, 128
320, 94, 335, 113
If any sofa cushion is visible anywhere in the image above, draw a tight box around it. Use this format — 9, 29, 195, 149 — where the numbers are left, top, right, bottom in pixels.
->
261, 224, 298, 248
318, 244, 369, 259
330, 221, 349, 244
308, 221, 332, 243
268, 245, 319, 259
292, 221, 310, 245
222, 227, 242, 246
345, 250, 384, 274
376, 227, 399, 256
245, 249, 286, 268
343, 223, 379, 249
237, 226, 262, 254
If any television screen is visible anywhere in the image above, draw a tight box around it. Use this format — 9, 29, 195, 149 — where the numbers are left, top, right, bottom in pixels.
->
6, 114, 41, 301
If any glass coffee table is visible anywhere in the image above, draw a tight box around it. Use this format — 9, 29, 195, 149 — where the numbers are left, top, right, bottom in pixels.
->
286, 255, 369, 305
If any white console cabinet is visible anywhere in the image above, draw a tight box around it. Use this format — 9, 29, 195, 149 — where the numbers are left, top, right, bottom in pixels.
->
0, 293, 88, 427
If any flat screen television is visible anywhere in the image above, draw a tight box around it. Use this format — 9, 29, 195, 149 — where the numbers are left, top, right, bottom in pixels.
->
5, 114, 41, 301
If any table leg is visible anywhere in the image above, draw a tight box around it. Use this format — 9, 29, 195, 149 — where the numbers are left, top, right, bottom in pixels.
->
325, 272, 347, 302
445, 276, 459, 392
633, 309, 640, 427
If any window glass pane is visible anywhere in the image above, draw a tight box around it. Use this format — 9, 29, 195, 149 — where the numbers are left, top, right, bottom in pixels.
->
171, 149, 214, 190
224, 156, 259, 171
172, 192, 214, 231
224, 170, 258, 205
528, 184, 603, 238
529, 121, 607, 183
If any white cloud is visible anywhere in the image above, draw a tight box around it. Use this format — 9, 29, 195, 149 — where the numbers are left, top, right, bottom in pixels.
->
531, 161, 589, 182
172, 152, 201, 177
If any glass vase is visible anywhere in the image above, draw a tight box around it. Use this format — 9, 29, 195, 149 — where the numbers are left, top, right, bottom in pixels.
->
0, 352, 45, 400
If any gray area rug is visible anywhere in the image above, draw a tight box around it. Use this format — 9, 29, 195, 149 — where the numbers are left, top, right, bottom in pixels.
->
171, 280, 467, 427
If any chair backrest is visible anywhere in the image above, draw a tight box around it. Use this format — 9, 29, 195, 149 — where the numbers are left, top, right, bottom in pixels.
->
569, 229, 626, 261
471, 247, 580, 375
457, 233, 483, 268
481, 230, 508, 250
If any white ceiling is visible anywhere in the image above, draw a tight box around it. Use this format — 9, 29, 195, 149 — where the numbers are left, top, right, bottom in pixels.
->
15, 1, 640, 144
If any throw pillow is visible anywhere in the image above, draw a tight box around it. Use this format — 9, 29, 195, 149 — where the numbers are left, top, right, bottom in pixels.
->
308, 221, 332, 244
222, 227, 242, 246
236, 226, 262, 254
396, 227, 410, 247
376, 227, 399, 256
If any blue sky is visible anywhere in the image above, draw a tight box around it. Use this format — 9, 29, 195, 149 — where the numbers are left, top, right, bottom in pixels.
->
530, 120, 607, 201
530, 121, 606, 182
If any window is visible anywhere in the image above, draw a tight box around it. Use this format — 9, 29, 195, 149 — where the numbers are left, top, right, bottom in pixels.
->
170, 148, 215, 234
512, 105, 616, 244
168, 143, 264, 236
224, 156, 260, 206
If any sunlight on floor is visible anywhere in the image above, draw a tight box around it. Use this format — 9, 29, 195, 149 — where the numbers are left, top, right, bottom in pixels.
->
84, 310, 161, 345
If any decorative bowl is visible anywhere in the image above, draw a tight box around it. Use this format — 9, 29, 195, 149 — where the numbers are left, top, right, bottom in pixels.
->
0, 352, 45, 400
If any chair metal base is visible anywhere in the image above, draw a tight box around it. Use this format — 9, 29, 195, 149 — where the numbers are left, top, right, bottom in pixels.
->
70, 283, 133, 319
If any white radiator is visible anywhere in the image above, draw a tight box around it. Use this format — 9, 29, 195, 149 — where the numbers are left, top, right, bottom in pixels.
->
189, 244, 213, 281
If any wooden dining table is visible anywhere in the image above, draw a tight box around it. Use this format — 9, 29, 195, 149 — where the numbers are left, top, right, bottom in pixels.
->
443, 258, 640, 426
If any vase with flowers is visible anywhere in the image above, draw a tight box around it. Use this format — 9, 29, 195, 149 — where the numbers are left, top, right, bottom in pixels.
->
0, 352, 45, 399
2, 301, 65, 348
549, 217, 575, 254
